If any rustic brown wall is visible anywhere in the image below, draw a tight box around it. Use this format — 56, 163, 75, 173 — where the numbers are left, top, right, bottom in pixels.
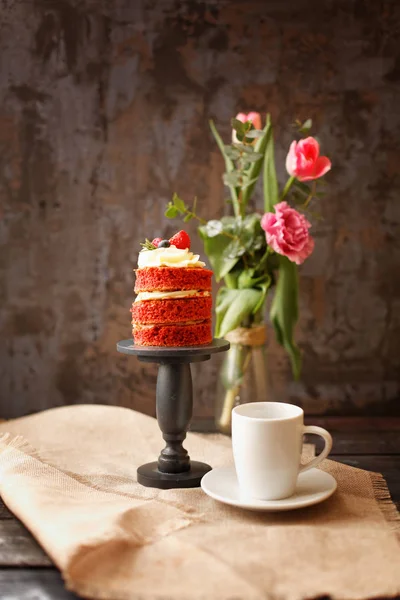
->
0, 0, 399, 419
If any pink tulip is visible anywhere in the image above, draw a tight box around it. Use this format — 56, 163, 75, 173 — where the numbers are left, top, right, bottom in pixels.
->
261, 201, 314, 265
285, 137, 331, 182
232, 112, 262, 142
235, 112, 262, 130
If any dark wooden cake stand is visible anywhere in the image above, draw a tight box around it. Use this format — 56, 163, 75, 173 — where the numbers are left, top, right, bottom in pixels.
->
116, 339, 230, 489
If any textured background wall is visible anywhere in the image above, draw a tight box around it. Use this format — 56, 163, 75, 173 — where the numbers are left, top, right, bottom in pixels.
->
0, 0, 399, 419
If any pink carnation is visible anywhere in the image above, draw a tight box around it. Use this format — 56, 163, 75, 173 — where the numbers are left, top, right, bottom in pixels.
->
286, 137, 331, 182
261, 202, 314, 265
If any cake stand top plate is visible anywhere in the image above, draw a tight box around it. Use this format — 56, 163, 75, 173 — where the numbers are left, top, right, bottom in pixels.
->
116, 338, 230, 359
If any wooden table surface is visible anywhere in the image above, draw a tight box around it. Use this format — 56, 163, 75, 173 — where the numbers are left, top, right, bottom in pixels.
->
0, 417, 399, 599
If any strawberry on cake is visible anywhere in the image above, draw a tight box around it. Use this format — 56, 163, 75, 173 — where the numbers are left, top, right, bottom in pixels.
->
131, 231, 213, 346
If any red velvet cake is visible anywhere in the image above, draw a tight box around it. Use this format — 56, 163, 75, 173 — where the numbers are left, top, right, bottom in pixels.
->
131, 232, 213, 346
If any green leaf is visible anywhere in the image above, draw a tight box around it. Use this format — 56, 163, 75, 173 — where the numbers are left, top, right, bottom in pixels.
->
270, 256, 301, 379
223, 270, 240, 289
218, 214, 264, 257
204, 219, 223, 237
234, 144, 262, 159
241, 119, 271, 207
222, 238, 246, 260
294, 118, 313, 134
245, 129, 264, 139
223, 172, 241, 187
233, 143, 251, 152
253, 281, 270, 314
165, 204, 178, 218
220, 215, 239, 231
237, 269, 271, 291
241, 176, 259, 190
209, 119, 239, 216
237, 269, 255, 288
183, 214, 193, 222
237, 143, 254, 154
263, 115, 279, 212
242, 212, 262, 232
215, 287, 265, 337
172, 193, 186, 212
231, 118, 247, 135
224, 145, 241, 160
198, 228, 239, 282
299, 118, 312, 133
243, 152, 263, 163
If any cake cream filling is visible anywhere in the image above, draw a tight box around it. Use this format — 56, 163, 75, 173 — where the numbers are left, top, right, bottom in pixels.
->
134, 290, 211, 302
138, 245, 205, 268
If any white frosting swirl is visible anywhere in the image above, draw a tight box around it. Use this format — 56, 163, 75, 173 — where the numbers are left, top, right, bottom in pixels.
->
138, 245, 205, 269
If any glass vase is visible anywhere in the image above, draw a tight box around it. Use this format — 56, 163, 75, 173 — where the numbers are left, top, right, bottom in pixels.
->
214, 324, 269, 435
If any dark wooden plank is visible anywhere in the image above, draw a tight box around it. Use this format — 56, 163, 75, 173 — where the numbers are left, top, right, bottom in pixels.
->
0, 520, 52, 567
308, 430, 400, 456
192, 417, 400, 455
304, 417, 400, 431
310, 417, 400, 455
305, 417, 400, 455
192, 416, 400, 433
0, 568, 80, 599
325, 432, 400, 455
0, 499, 14, 520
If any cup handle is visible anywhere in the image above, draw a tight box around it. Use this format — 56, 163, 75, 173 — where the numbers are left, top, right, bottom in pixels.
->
299, 425, 333, 474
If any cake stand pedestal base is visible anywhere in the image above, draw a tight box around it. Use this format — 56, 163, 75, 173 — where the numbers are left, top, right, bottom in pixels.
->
137, 460, 211, 489
116, 339, 230, 489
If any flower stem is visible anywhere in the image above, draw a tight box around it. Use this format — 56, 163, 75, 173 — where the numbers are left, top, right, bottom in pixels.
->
237, 190, 245, 219
190, 212, 207, 225
281, 175, 295, 200
303, 180, 317, 209
235, 123, 253, 218
258, 245, 272, 268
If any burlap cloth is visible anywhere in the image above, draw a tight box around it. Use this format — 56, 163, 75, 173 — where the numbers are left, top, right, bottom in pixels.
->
0, 405, 399, 600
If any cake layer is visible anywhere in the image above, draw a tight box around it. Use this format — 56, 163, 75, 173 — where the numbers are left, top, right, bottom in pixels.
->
135, 267, 212, 293
132, 321, 212, 346
131, 296, 212, 324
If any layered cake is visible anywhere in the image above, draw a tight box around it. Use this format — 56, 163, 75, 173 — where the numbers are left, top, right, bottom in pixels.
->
131, 231, 213, 346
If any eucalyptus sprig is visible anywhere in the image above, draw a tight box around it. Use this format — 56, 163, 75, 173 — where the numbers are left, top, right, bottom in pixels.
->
165, 193, 265, 276
165, 193, 205, 224
140, 239, 157, 251
209, 117, 271, 218
223, 120, 264, 198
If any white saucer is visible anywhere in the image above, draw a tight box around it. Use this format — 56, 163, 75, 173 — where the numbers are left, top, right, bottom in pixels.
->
201, 467, 337, 511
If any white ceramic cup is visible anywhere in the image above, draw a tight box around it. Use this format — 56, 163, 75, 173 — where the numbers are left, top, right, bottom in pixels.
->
232, 402, 332, 500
